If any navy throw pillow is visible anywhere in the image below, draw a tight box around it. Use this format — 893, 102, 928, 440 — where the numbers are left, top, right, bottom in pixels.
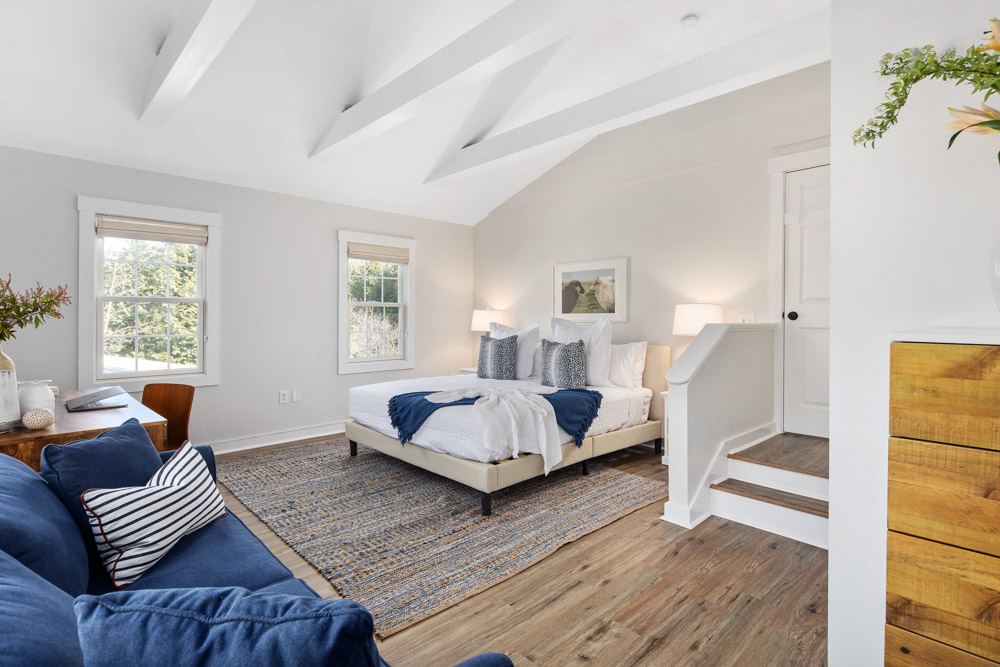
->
477, 334, 518, 380
0, 453, 89, 595
40, 418, 165, 563
0, 549, 84, 666
75, 587, 382, 667
541, 339, 587, 388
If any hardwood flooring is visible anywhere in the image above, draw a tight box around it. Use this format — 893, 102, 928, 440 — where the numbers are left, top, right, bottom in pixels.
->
219, 444, 828, 666
729, 433, 829, 478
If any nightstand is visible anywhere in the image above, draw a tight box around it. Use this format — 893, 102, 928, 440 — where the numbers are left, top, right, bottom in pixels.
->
459, 367, 477, 374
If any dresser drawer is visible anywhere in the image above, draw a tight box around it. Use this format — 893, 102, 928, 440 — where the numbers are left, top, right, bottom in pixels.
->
889, 437, 1000, 557
886, 624, 999, 666
887, 531, 1000, 659
890, 342, 1000, 450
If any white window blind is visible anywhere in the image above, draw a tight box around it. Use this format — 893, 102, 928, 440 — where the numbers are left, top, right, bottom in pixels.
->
346, 242, 409, 265
96, 215, 209, 246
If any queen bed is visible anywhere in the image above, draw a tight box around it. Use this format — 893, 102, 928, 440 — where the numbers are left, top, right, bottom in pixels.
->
344, 344, 670, 515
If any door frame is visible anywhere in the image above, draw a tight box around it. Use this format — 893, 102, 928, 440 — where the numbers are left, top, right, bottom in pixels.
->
767, 146, 830, 434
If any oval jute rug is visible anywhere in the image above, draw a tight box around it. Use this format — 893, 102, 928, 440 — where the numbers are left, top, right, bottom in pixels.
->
218, 437, 668, 637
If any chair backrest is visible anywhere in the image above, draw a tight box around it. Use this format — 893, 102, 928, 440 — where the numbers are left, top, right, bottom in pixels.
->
141, 384, 195, 450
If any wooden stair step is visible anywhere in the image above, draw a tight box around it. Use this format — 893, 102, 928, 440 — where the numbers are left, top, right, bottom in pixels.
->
728, 433, 829, 478
710, 479, 829, 518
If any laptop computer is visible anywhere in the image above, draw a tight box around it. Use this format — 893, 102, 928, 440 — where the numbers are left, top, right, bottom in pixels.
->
66, 386, 128, 412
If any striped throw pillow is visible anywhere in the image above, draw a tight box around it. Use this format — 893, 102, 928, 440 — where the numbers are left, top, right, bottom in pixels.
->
81, 442, 226, 588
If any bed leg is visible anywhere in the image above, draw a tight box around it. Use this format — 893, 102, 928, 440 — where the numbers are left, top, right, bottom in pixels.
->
349, 440, 358, 457
582, 460, 590, 476
481, 492, 492, 517
654, 438, 663, 455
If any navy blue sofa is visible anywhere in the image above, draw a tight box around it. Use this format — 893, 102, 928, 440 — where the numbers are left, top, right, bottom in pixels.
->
0, 433, 511, 667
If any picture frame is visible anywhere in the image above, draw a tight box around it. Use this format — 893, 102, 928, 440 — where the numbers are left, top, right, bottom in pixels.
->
553, 257, 629, 323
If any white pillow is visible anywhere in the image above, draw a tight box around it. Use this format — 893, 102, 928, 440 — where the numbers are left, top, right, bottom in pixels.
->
609, 342, 648, 389
490, 321, 540, 380
530, 341, 543, 379
551, 316, 613, 387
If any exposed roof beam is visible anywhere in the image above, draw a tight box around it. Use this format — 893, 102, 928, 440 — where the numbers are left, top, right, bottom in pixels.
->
140, 0, 259, 123
427, 9, 831, 183
309, 0, 618, 158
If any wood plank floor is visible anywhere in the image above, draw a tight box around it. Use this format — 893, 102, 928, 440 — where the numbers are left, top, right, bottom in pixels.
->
219, 444, 828, 666
729, 433, 829, 478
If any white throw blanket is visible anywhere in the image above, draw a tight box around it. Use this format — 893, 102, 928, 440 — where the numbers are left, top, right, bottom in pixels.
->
426, 386, 564, 474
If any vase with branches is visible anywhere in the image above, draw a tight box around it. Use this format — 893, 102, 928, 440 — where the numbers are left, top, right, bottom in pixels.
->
0, 275, 72, 432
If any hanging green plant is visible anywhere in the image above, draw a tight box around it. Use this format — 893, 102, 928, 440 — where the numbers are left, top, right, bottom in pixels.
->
854, 18, 1000, 164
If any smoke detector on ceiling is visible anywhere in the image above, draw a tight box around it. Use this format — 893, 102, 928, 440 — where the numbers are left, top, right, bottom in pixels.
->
680, 13, 699, 28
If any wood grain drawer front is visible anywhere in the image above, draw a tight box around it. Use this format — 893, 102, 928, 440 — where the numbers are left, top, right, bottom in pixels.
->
886, 624, 999, 666
889, 438, 1000, 557
890, 343, 1000, 450
887, 531, 1000, 660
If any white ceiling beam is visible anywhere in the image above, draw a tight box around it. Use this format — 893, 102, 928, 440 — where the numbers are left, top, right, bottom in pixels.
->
309, 0, 618, 158
427, 9, 831, 183
140, 0, 259, 123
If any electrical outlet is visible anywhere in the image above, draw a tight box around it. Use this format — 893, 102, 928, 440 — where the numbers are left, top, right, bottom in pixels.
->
278, 390, 289, 404
738, 313, 756, 323
292, 388, 301, 403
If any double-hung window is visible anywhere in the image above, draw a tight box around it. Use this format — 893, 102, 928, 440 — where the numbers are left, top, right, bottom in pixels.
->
78, 197, 222, 391
338, 230, 415, 374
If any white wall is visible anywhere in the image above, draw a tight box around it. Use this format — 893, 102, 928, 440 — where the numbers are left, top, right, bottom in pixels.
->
473, 64, 831, 362
829, 2, 999, 664
0, 146, 473, 449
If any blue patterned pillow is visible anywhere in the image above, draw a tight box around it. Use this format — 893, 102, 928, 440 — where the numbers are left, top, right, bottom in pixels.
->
541, 339, 587, 388
477, 334, 518, 380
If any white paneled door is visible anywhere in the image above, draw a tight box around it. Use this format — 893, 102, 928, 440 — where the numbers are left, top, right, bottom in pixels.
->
783, 165, 830, 437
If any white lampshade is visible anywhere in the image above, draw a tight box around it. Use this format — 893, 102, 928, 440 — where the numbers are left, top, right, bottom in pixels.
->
672, 303, 723, 336
471, 309, 506, 332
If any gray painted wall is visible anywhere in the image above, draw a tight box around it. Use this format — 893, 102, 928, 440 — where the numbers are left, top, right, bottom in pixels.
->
0, 146, 473, 447
473, 65, 831, 362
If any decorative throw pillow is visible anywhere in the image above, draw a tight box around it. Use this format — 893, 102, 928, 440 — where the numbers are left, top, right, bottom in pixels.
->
81, 442, 227, 589
608, 341, 648, 389
541, 339, 587, 389
489, 321, 540, 380
551, 316, 614, 387
477, 334, 518, 380
74, 587, 381, 667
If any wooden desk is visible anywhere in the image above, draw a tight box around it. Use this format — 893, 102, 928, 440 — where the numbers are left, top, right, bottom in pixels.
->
0, 389, 166, 471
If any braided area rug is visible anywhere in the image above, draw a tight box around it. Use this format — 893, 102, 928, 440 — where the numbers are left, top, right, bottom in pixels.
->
217, 437, 667, 637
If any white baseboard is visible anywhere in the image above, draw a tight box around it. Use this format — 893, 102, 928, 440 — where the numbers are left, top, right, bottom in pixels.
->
207, 420, 346, 455
711, 488, 828, 550
661, 501, 712, 529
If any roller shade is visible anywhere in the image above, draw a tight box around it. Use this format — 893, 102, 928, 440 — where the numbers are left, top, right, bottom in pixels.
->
96, 215, 209, 246
347, 242, 409, 265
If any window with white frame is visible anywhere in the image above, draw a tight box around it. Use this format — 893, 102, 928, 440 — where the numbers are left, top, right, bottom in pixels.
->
78, 197, 222, 391
97, 216, 207, 378
338, 231, 415, 374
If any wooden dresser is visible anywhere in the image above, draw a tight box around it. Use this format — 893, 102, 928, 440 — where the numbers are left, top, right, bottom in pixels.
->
886, 335, 1000, 666
0, 389, 166, 471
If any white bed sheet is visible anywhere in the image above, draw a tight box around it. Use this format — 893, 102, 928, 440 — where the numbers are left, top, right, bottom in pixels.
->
348, 375, 652, 463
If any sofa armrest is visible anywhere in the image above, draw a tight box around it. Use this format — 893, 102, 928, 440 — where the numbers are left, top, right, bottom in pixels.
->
159, 445, 217, 482
452, 654, 514, 667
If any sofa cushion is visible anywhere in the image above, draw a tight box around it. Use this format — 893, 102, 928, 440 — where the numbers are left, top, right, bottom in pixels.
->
87, 512, 296, 594
74, 587, 381, 667
253, 577, 320, 598
40, 418, 165, 562
83, 442, 227, 589
0, 549, 84, 667
0, 453, 89, 595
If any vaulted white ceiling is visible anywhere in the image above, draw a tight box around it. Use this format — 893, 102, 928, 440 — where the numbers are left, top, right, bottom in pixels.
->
0, 0, 830, 225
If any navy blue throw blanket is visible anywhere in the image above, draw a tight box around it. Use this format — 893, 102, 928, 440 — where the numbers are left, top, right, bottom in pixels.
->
388, 388, 603, 448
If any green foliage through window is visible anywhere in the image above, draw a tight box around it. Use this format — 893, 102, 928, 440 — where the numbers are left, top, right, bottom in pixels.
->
347, 259, 402, 360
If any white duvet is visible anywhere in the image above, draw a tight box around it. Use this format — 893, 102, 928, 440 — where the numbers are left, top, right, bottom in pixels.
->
348, 374, 652, 464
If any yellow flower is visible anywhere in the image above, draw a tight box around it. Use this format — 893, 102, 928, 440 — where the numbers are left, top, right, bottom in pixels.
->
986, 17, 1000, 52
946, 103, 1000, 135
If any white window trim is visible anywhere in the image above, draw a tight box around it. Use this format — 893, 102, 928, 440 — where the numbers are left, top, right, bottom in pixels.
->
78, 196, 222, 392
338, 229, 415, 375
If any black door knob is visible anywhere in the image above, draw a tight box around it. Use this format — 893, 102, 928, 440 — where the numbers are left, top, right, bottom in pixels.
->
787, 311, 799, 321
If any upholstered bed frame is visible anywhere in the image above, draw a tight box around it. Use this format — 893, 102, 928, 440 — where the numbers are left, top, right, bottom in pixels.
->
345, 344, 670, 516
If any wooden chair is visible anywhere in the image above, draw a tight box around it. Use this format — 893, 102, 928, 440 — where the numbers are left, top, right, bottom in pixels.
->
141, 383, 195, 450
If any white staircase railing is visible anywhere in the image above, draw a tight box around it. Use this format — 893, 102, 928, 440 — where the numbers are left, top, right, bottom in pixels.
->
661, 323, 778, 528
